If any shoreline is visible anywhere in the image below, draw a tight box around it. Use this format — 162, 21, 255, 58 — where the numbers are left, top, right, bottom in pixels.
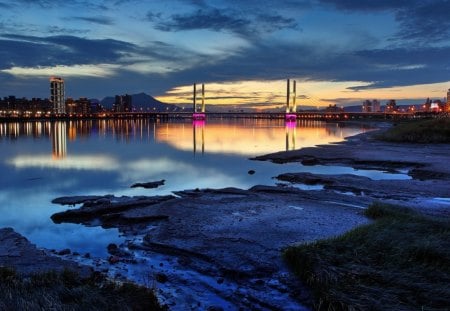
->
2, 124, 449, 310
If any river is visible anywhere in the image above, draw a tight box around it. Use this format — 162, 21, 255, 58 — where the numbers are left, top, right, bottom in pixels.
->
0, 118, 406, 256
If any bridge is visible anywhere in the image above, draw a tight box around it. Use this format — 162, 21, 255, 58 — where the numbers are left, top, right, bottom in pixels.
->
103, 110, 419, 121
0, 111, 431, 122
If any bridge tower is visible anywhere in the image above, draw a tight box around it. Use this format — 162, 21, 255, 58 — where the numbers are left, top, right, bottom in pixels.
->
286, 79, 297, 121
193, 83, 206, 120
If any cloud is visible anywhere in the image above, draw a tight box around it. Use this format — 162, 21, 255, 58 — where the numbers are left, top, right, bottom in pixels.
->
47, 26, 90, 35
151, 8, 251, 34
394, 1, 450, 44
71, 16, 114, 26
318, 0, 450, 44
156, 39, 450, 93
2, 64, 120, 78
318, 0, 410, 11
0, 34, 137, 70
0, 2, 12, 8
149, 6, 298, 38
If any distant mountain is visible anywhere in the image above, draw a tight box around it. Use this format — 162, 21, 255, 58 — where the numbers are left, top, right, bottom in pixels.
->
100, 92, 181, 111
100, 96, 115, 108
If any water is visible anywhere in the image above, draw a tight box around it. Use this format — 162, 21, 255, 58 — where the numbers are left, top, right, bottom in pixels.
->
0, 118, 406, 256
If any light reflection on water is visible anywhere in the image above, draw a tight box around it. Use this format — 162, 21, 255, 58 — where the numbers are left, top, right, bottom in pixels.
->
0, 118, 391, 256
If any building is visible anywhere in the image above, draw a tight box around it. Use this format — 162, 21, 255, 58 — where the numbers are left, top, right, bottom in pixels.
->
113, 94, 132, 112
447, 89, 450, 111
324, 104, 343, 112
362, 100, 381, 112
50, 77, 65, 114
385, 99, 397, 112
66, 97, 91, 115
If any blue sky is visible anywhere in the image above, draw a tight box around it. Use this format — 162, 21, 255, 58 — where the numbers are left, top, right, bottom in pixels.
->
0, 0, 449, 107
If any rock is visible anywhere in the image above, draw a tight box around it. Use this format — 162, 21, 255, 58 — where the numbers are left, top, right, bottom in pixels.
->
207, 306, 224, 311
52, 195, 113, 205
0, 228, 91, 277
155, 272, 168, 283
51, 195, 175, 224
84, 253, 91, 258
130, 180, 165, 189
57, 249, 71, 256
107, 243, 118, 254
217, 278, 224, 284
108, 256, 120, 264
301, 157, 319, 165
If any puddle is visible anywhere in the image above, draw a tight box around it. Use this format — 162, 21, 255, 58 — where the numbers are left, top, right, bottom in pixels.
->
294, 164, 411, 180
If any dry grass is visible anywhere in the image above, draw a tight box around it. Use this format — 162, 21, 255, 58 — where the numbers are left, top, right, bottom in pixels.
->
0, 268, 165, 310
284, 202, 450, 310
377, 117, 450, 143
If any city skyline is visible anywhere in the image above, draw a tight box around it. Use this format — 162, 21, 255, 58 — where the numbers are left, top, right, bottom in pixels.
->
1, 1, 450, 107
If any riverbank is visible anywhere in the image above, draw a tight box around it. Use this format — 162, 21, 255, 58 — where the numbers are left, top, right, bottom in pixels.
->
2, 123, 449, 310
0, 228, 164, 310
284, 202, 450, 310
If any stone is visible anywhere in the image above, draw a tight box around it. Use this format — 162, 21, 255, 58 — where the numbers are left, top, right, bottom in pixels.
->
155, 272, 168, 283
130, 180, 165, 189
57, 249, 71, 256
108, 256, 120, 264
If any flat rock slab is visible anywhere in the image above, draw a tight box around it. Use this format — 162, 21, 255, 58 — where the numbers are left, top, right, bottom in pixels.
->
254, 129, 450, 178
277, 172, 450, 207
131, 179, 165, 189
51, 187, 371, 310
0, 227, 92, 277
51, 195, 175, 224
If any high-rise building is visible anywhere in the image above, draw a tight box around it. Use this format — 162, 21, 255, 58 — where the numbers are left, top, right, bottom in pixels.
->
385, 99, 397, 112
113, 94, 132, 112
447, 89, 450, 111
50, 77, 65, 114
362, 100, 381, 112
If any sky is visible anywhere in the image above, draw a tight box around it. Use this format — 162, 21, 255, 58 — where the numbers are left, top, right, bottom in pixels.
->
1, 0, 450, 108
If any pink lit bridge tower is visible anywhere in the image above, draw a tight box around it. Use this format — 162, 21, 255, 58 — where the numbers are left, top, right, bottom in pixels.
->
286, 79, 297, 121
192, 83, 206, 120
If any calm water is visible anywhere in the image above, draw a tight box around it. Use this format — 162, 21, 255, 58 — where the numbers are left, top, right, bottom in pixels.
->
0, 119, 403, 256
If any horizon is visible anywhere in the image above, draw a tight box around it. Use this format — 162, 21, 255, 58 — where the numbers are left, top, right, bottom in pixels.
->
1, 1, 450, 108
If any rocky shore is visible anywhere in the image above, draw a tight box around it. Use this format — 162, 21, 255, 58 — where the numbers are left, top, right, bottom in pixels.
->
1, 126, 449, 310
0, 227, 92, 277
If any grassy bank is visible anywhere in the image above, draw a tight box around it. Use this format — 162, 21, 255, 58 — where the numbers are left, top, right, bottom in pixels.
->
0, 268, 165, 310
284, 203, 450, 310
377, 117, 450, 143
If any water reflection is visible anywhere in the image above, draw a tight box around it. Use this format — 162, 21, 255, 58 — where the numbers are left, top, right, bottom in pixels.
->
52, 122, 67, 159
285, 120, 297, 151
193, 120, 205, 155
0, 119, 362, 157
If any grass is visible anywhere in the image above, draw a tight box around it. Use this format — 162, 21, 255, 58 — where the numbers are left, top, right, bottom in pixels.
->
284, 203, 450, 310
0, 268, 165, 310
376, 117, 450, 143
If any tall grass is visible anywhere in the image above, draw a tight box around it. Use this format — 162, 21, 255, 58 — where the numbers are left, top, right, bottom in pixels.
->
284, 203, 450, 310
377, 118, 450, 143
0, 268, 165, 310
